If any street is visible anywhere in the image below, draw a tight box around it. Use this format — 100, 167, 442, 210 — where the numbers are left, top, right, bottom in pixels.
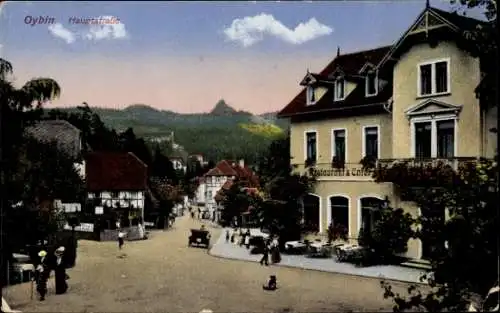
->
4, 215, 408, 312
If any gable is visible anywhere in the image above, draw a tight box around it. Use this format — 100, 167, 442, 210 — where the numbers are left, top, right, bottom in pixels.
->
409, 10, 453, 35
377, 7, 482, 69
405, 99, 462, 117
300, 72, 317, 86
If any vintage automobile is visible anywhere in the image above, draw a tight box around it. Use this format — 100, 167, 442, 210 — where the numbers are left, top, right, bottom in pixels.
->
188, 229, 211, 248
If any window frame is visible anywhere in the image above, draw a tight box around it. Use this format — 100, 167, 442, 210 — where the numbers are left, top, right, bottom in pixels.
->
304, 130, 318, 162
333, 78, 345, 101
331, 128, 348, 162
365, 70, 378, 97
410, 115, 458, 158
361, 125, 380, 159
306, 86, 316, 106
417, 58, 451, 97
357, 195, 384, 235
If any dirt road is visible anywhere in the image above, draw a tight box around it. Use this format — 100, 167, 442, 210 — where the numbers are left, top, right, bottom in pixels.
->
4, 215, 406, 312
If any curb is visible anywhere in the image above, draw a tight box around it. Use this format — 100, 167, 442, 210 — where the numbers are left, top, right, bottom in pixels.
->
207, 233, 428, 286
2, 297, 22, 313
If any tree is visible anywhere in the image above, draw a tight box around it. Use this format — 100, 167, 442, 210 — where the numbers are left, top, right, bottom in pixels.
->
255, 133, 316, 241
375, 159, 498, 312
451, 0, 497, 110
1, 57, 62, 289
219, 179, 258, 224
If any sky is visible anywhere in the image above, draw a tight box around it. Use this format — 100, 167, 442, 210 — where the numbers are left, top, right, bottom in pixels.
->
0, 1, 488, 114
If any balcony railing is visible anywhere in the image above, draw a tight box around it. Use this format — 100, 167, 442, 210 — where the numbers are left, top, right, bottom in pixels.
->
376, 157, 479, 170
295, 162, 375, 180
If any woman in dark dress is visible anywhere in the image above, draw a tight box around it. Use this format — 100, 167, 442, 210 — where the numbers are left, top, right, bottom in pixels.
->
54, 246, 68, 295
35, 250, 49, 301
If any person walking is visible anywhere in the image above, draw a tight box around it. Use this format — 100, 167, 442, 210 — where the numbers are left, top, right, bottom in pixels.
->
271, 236, 281, 264
259, 240, 270, 266
244, 231, 251, 249
118, 229, 126, 250
34, 250, 49, 301
53, 246, 68, 295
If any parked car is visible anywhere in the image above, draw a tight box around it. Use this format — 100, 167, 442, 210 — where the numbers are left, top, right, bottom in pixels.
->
188, 229, 211, 248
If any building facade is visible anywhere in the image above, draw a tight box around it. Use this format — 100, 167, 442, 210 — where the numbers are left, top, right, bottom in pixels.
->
203, 159, 257, 221
86, 152, 148, 226
277, 6, 497, 260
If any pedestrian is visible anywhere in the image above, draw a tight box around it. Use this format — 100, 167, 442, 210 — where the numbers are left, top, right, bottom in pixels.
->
244, 232, 251, 249
259, 240, 270, 266
53, 246, 68, 295
118, 229, 126, 250
271, 236, 281, 264
230, 231, 235, 243
34, 250, 49, 301
225, 229, 230, 243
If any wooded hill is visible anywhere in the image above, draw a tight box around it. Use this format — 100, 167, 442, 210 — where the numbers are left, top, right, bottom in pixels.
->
53, 99, 289, 164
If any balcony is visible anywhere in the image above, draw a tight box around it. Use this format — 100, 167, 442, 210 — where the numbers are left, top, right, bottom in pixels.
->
376, 157, 479, 171
294, 162, 375, 181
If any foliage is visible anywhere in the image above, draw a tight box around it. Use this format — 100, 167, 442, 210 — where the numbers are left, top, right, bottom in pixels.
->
219, 179, 261, 224
239, 123, 284, 138
358, 204, 415, 263
331, 156, 345, 169
360, 155, 377, 170
255, 134, 316, 242
378, 158, 498, 312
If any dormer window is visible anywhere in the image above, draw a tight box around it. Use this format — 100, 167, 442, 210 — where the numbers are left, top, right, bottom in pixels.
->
366, 71, 378, 97
306, 86, 316, 105
334, 79, 345, 101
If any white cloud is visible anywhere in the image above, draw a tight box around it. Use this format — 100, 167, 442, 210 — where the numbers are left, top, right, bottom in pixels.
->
83, 16, 127, 41
48, 23, 76, 44
223, 13, 333, 47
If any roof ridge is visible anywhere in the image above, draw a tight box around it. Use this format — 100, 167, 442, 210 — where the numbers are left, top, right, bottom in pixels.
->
336, 45, 393, 58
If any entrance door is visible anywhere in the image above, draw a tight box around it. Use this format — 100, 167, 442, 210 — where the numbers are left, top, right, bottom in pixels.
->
303, 194, 320, 232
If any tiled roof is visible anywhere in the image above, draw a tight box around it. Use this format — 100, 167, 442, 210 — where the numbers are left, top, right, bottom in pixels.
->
204, 160, 259, 186
277, 7, 486, 119
86, 152, 148, 191
278, 46, 392, 118
26, 120, 82, 160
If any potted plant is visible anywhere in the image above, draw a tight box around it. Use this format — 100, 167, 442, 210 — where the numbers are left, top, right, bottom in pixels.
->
305, 158, 316, 168
360, 155, 377, 170
331, 156, 345, 169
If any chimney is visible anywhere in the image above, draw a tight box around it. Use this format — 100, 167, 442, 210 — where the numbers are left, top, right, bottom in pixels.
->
239, 159, 245, 168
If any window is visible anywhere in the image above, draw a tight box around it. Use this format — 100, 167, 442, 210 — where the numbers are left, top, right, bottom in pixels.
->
330, 197, 349, 238
305, 131, 317, 162
111, 191, 119, 198
418, 60, 450, 96
363, 126, 379, 158
415, 122, 432, 158
360, 197, 383, 234
334, 79, 345, 101
306, 86, 316, 105
332, 129, 346, 162
365, 72, 378, 96
437, 120, 454, 158
413, 119, 455, 159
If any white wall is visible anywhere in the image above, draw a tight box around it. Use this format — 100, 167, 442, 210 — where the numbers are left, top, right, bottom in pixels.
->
205, 175, 232, 214
88, 191, 145, 210
195, 181, 206, 204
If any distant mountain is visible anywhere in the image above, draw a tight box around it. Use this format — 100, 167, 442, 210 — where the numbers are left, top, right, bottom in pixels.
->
52, 100, 289, 164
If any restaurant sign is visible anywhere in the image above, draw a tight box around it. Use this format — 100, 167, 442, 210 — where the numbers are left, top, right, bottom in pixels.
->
310, 167, 374, 177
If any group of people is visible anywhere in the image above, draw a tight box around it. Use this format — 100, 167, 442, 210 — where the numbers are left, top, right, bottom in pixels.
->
259, 236, 281, 266
34, 246, 69, 301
